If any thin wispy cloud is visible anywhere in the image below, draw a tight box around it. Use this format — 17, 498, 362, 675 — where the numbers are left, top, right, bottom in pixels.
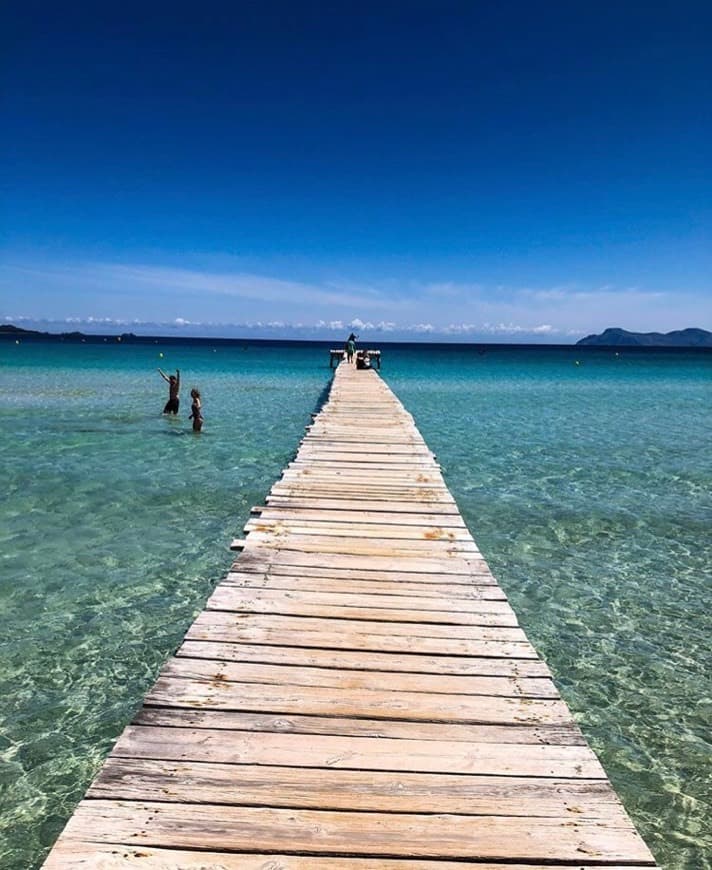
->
2, 255, 709, 339
2, 312, 573, 341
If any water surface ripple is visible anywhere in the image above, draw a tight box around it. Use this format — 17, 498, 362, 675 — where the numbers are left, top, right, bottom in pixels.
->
0, 341, 710, 869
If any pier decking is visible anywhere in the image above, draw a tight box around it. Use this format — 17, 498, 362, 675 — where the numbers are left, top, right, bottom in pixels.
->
43, 362, 658, 868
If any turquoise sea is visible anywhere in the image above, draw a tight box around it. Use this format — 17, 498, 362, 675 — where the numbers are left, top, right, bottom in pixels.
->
0, 339, 710, 869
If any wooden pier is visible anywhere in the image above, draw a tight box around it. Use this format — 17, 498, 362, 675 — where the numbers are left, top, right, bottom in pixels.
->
43, 361, 658, 868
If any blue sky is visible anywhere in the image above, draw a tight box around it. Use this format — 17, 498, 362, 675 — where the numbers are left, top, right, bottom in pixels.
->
2, 1, 710, 341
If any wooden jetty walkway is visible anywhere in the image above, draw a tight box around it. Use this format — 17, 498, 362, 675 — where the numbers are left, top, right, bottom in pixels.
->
44, 362, 658, 868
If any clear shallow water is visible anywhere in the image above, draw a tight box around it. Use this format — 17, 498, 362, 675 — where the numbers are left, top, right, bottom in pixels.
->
386, 347, 712, 869
1, 340, 710, 869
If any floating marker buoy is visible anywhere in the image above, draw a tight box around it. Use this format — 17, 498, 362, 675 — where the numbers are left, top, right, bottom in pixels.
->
15, 339, 20, 345
575, 360, 580, 366
159, 352, 164, 358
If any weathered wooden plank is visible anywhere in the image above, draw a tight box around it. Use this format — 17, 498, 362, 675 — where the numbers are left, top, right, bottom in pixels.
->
186, 616, 538, 659
189, 610, 527, 641
213, 583, 511, 611
88, 757, 629, 817
265, 495, 462, 513
237, 541, 481, 562
272, 479, 452, 492
229, 562, 498, 585
275, 472, 450, 485
176, 640, 551, 677
222, 570, 505, 597
284, 464, 438, 476
55, 801, 655, 863
44, 843, 656, 870
205, 586, 519, 626
239, 536, 480, 560
266, 492, 458, 507
303, 435, 428, 443
160, 657, 558, 698
286, 464, 442, 475
307, 426, 420, 432
233, 547, 489, 575
143, 677, 571, 725
252, 507, 468, 526
281, 470, 448, 482
243, 519, 475, 542
291, 452, 436, 463
236, 530, 480, 560
297, 444, 435, 456
114, 725, 603, 777
285, 455, 436, 465
133, 708, 586, 745
268, 488, 456, 501
208, 598, 517, 627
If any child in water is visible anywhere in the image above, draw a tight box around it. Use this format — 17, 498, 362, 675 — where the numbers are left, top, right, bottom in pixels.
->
189, 388, 203, 432
158, 368, 180, 414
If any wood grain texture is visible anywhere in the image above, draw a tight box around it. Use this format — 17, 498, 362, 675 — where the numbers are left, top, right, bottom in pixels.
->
159, 656, 558, 698
205, 584, 519, 625
175, 640, 551, 677
88, 758, 628, 817
132, 708, 585, 744
54, 800, 656, 862
44, 842, 656, 869
111, 725, 605, 777
221, 570, 506, 597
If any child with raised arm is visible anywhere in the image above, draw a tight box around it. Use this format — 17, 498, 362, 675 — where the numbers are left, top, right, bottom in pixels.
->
158, 368, 180, 414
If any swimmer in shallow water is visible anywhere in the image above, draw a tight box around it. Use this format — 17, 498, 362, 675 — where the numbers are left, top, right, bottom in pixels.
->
189, 388, 203, 432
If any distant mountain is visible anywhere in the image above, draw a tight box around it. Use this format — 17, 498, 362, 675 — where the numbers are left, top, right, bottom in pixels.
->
577, 327, 712, 347
0, 323, 47, 335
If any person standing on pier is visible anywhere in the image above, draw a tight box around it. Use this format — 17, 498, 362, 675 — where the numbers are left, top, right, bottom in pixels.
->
345, 332, 357, 363
158, 367, 180, 414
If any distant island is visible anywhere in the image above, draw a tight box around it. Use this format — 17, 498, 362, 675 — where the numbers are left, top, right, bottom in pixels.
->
1, 324, 137, 341
0, 324, 47, 335
3, 322, 711, 348
577, 327, 712, 347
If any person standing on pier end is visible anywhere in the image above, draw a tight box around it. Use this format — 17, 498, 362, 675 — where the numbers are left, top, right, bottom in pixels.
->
345, 332, 357, 363
158, 368, 180, 414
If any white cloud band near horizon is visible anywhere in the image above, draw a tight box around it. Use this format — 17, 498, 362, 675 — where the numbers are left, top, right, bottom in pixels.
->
2, 257, 710, 341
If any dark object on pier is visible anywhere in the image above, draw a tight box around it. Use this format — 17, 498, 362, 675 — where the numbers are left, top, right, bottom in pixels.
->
355, 351, 370, 370
330, 348, 381, 368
